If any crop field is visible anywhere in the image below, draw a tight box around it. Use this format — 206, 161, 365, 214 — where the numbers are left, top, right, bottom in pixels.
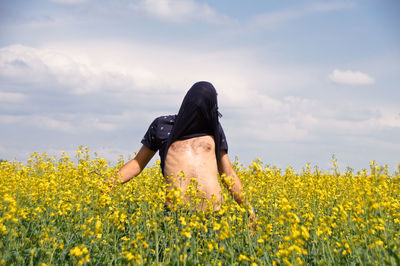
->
1, 147, 399, 265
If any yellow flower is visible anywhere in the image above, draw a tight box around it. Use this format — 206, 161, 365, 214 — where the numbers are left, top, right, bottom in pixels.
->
182, 231, 192, 239
300, 226, 309, 240
70, 246, 83, 257
1, 148, 399, 264
238, 254, 250, 262
213, 223, 221, 231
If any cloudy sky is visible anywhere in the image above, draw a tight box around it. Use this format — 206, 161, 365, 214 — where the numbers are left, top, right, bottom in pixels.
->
0, 0, 399, 171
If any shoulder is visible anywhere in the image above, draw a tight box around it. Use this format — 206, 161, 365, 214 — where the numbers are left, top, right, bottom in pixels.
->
158, 114, 176, 121
152, 115, 176, 126
142, 115, 175, 150
147, 115, 176, 134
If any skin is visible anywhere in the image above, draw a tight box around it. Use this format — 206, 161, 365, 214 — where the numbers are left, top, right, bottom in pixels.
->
112, 135, 254, 216
165, 136, 226, 211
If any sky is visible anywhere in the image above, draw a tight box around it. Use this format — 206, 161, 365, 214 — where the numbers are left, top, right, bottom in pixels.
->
0, 0, 399, 172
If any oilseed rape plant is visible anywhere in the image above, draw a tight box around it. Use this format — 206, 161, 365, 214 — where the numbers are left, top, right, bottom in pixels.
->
1, 147, 400, 265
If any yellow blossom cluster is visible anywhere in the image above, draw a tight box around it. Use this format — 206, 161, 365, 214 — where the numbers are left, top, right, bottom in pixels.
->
0, 147, 399, 265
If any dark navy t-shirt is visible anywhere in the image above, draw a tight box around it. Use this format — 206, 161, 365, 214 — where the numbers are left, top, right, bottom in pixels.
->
141, 115, 228, 160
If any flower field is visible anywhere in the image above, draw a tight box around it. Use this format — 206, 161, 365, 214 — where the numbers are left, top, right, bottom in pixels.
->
1, 147, 399, 265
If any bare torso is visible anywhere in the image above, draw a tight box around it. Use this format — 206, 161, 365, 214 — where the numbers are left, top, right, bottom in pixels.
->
164, 135, 223, 211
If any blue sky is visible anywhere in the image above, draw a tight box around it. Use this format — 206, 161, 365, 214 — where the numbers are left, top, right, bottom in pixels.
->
0, 0, 399, 171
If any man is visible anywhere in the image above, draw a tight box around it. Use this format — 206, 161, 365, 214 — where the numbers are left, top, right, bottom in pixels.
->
112, 81, 255, 218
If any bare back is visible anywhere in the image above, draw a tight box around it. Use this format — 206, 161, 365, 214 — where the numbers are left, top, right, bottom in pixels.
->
164, 135, 223, 211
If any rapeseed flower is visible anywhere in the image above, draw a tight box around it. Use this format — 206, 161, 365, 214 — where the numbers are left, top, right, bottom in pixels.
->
0, 147, 399, 264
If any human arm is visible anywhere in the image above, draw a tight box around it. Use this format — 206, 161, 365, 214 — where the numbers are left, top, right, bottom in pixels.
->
218, 150, 257, 232
105, 145, 156, 187
218, 150, 254, 212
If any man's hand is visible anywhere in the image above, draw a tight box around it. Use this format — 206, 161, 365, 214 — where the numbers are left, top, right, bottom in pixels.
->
248, 208, 258, 236
110, 145, 156, 186
218, 150, 257, 234
99, 145, 155, 192
103, 176, 118, 190
218, 150, 247, 205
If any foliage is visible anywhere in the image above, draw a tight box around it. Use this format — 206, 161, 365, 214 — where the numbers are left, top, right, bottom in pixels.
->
0, 147, 399, 265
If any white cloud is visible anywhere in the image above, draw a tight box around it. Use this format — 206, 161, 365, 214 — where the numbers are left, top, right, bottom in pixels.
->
0, 114, 25, 124
0, 42, 316, 110
0, 91, 26, 103
376, 108, 400, 128
50, 0, 89, 5
222, 93, 321, 143
35, 41, 256, 103
0, 44, 156, 95
0, 114, 75, 132
329, 69, 375, 86
245, 121, 311, 142
247, 2, 355, 30
87, 118, 118, 132
310, 2, 356, 12
133, 0, 230, 24
34, 116, 76, 132
1, 42, 396, 160
0, 113, 122, 133
0, 42, 324, 144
